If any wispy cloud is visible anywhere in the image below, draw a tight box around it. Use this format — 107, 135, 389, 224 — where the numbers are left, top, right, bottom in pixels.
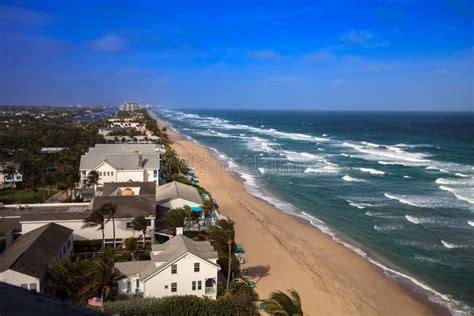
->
364, 63, 402, 73
340, 30, 390, 48
0, 5, 51, 24
266, 75, 299, 82
247, 49, 282, 61
89, 35, 126, 53
303, 49, 335, 62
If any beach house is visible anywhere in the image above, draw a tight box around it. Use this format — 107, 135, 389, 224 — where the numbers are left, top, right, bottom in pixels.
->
0, 223, 73, 292
79, 144, 163, 187
155, 181, 203, 210
19, 182, 157, 243
115, 230, 220, 299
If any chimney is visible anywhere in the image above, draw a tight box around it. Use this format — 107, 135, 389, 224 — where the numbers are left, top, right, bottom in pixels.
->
176, 227, 183, 236
138, 152, 143, 167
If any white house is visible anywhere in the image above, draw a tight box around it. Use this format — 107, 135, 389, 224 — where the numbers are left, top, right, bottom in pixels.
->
0, 162, 22, 189
0, 223, 73, 292
79, 144, 162, 187
20, 183, 157, 243
156, 181, 203, 210
115, 231, 220, 299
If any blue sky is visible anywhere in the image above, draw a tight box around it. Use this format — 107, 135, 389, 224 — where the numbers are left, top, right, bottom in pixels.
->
0, 0, 473, 111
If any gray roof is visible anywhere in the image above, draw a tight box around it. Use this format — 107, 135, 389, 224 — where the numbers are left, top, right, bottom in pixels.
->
102, 182, 157, 196
88, 144, 161, 153
79, 153, 160, 170
3, 205, 90, 222
114, 234, 219, 280
0, 282, 104, 316
156, 181, 202, 206
0, 217, 20, 235
92, 195, 156, 218
0, 223, 72, 278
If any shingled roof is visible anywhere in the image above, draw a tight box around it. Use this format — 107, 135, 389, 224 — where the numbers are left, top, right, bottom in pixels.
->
102, 182, 157, 196
0, 223, 72, 279
115, 234, 219, 280
92, 195, 156, 218
155, 181, 202, 205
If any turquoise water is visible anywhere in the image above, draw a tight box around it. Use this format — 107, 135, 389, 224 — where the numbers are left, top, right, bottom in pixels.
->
155, 108, 474, 314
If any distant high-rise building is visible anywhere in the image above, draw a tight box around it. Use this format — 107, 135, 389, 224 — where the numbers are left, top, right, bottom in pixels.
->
120, 101, 140, 112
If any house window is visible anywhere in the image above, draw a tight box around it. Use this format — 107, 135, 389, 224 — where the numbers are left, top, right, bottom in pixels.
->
194, 262, 200, 272
111, 171, 114, 176
136, 279, 139, 288
29, 283, 37, 292
192, 281, 196, 291
145, 219, 151, 226
198, 281, 202, 290
171, 264, 177, 274
127, 280, 131, 293
171, 282, 177, 292
153, 170, 158, 178
20, 284, 28, 289
126, 222, 132, 229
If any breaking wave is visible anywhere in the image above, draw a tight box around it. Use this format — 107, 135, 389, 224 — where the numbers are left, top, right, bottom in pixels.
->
384, 193, 424, 208
342, 175, 367, 182
359, 167, 385, 175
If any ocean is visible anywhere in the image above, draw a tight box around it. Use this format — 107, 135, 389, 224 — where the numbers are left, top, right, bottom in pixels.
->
154, 108, 474, 314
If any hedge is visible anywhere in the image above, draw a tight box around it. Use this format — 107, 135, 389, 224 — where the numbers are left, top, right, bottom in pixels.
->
104, 295, 258, 316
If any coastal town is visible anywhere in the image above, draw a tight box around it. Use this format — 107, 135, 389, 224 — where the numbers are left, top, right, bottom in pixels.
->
0, 102, 298, 314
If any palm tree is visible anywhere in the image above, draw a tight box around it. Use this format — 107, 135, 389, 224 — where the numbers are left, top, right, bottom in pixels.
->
130, 215, 148, 247
82, 248, 116, 302
163, 206, 191, 231
86, 170, 100, 188
124, 237, 138, 261
100, 203, 117, 248
209, 219, 235, 289
262, 289, 303, 316
83, 209, 106, 250
47, 258, 91, 303
4, 165, 16, 202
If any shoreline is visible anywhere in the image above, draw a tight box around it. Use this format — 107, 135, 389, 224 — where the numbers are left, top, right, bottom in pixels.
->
150, 109, 453, 315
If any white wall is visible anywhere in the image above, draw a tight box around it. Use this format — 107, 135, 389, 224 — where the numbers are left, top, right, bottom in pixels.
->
20, 217, 155, 242
116, 170, 146, 183
161, 198, 201, 210
0, 270, 40, 291
143, 253, 219, 299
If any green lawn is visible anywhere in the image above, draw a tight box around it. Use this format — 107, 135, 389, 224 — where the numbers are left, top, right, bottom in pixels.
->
0, 189, 57, 204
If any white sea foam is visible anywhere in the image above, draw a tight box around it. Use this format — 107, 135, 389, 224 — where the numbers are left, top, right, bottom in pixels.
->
405, 215, 436, 225
403, 175, 411, 179
341, 141, 429, 164
384, 193, 424, 208
342, 175, 367, 182
373, 224, 404, 232
258, 167, 266, 174
304, 166, 340, 174
455, 173, 468, 178
439, 186, 474, 205
468, 221, 474, 227
283, 150, 321, 162
405, 215, 421, 224
441, 240, 463, 249
359, 167, 385, 175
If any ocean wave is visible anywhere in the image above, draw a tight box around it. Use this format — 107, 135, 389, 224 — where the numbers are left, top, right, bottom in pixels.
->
282, 150, 322, 162
384, 193, 424, 208
304, 166, 340, 174
403, 175, 411, 179
468, 221, 474, 227
258, 167, 266, 174
341, 141, 429, 164
438, 186, 474, 205
441, 240, 464, 249
373, 224, 404, 232
359, 167, 385, 175
405, 215, 433, 225
378, 160, 402, 166
342, 175, 367, 182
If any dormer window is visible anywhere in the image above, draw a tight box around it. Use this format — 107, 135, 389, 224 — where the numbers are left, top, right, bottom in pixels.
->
171, 264, 177, 274
194, 262, 200, 272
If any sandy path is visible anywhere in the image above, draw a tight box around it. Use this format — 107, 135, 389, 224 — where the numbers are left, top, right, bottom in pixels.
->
155, 115, 444, 315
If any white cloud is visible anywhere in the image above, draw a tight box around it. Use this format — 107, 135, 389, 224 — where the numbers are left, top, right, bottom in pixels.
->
89, 35, 126, 53
303, 50, 335, 62
340, 30, 390, 48
248, 49, 282, 61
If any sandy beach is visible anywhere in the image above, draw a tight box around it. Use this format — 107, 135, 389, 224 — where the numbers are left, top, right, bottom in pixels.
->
153, 114, 446, 315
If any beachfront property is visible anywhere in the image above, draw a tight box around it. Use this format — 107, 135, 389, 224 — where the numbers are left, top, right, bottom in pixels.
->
120, 101, 140, 112
156, 181, 203, 210
0, 162, 22, 189
0, 223, 73, 292
103, 135, 161, 144
115, 231, 220, 299
19, 182, 157, 243
79, 144, 163, 187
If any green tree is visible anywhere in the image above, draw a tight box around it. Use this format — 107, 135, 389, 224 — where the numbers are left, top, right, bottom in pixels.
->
81, 248, 117, 301
86, 170, 100, 188
124, 237, 139, 261
130, 215, 148, 247
262, 289, 303, 316
100, 202, 117, 248
163, 206, 191, 230
209, 219, 235, 289
47, 258, 91, 303
3, 165, 16, 201
82, 209, 106, 250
